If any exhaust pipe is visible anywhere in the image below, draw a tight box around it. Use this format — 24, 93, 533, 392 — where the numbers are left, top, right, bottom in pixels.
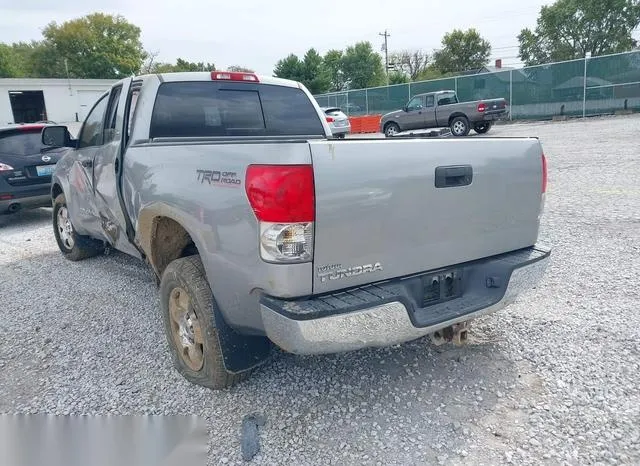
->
8, 203, 21, 213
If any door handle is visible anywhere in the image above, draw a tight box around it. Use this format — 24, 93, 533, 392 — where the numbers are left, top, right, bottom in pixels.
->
435, 165, 473, 188
81, 160, 93, 168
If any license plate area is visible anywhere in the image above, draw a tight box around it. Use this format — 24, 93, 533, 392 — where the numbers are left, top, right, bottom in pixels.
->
421, 269, 463, 307
36, 165, 55, 176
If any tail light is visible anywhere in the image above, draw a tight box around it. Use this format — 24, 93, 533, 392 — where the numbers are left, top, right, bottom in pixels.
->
211, 71, 259, 82
245, 165, 315, 263
0, 163, 14, 172
326, 116, 334, 123
477, 102, 486, 112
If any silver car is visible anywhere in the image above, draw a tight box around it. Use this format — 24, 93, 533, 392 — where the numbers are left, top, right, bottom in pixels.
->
321, 107, 350, 138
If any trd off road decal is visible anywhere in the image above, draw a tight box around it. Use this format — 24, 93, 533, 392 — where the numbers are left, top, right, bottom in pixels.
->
196, 169, 241, 187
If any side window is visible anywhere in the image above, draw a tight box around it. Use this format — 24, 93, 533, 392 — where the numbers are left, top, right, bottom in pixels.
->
78, 95, 109, 148
126, 89, 140, 144
406, 96, 423, 111
103, 86, 123, 144
425, 95, 435, 107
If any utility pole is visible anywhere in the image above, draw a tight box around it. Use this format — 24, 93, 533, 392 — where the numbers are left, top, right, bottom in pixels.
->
379, 29, 390, 85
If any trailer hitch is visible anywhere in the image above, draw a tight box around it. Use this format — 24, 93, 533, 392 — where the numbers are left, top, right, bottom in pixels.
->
430, 321, 469, 346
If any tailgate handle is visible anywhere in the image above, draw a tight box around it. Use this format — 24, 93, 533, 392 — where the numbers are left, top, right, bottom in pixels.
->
435, 165, 473, 188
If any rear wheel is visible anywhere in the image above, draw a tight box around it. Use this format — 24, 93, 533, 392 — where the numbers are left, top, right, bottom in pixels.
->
450, 116, 470, 137
160, 255, 248, 389
52, 194, 104, 261
384, 122, 400, 137
474, 122, 492, 134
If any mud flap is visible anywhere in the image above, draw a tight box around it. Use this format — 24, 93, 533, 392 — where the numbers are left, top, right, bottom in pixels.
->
211, 301, 273, 374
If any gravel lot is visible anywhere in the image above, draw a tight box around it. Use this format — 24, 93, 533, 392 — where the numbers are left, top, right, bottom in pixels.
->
1, 115, 639, 465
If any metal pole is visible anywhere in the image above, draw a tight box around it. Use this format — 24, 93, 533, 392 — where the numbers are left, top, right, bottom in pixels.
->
365, 88, 369, 115
583, 52, 591, 118
379, 30, 390, 86
509, 69, 513, 121
454, 77, 458, 94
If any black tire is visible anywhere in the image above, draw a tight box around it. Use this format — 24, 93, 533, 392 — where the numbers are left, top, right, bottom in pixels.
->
160, 255, 248, 389
53, 194, 104, 261
474, 122, 492, 134
449, 116, 471, 137
384, 122, 401, 138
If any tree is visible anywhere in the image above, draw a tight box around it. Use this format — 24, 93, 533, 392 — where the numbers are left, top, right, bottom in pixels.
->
172, 58, 215, 71
340, 41, 385, 89
388, 71, 409, 85
273, 53, 305, 82
143, 58, 215, 73
323, 49, 345, 92
518, 0, 640, 66
227, 65, 254, 72
42, 13, 146, 78
389, 50, 429, 81
0, 44, 20, 77
302, 48, 330, 94
432, 29, 492, 74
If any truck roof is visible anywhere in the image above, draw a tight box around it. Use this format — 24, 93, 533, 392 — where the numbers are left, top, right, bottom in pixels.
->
415, 90, 456, 96
134, 71, 301, 88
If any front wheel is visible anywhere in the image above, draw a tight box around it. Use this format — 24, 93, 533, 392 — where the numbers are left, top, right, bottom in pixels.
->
384, 122, 400, 138
474, 122, 492, 134
160, 255, 249, 389
52, 194, 104, 261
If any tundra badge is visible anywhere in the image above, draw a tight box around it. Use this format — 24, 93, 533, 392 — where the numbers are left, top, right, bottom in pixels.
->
317, 263, 383, 283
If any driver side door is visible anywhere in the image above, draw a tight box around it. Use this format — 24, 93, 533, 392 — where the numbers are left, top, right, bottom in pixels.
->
66, 93, 109, 238
400, 96, 426, 130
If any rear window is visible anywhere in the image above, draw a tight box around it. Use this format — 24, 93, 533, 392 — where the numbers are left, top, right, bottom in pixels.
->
150, 82, 324, 138
0, 130, 46, 156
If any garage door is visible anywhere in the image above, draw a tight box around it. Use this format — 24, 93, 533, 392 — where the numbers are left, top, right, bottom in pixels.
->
77, 90, 105, 121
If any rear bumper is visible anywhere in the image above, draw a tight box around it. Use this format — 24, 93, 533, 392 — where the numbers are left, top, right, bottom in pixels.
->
482, 110, 508, 121
0, 179, 51, 213
260, 245, 550, 354
329, 122, 351, 135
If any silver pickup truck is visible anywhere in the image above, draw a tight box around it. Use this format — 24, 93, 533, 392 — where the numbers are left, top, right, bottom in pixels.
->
381, 90, 508, 137
42, 71, 550, 389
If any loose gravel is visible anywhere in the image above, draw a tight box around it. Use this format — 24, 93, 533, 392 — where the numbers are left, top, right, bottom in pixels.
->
1, 115, 639, 465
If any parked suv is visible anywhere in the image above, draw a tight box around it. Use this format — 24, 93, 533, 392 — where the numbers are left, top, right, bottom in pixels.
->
0, 124, 67, 214
321, 107, 351, 138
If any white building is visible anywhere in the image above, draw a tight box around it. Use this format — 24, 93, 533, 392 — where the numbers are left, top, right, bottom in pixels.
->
0, 78, 117, 126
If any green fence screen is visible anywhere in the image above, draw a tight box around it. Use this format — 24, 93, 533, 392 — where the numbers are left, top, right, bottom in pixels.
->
314, 51, 640, 121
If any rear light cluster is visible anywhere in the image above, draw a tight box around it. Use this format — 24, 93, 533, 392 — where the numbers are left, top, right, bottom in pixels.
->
477, 102, 487, 112
245, 165, 315, 263
326, 116, 334, 123
211, 71, 259, 82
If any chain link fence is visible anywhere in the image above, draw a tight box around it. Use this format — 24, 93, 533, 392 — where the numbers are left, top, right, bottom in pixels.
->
314, 51, 640, 120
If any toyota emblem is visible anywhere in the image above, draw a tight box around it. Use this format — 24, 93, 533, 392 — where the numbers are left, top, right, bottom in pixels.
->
41, 155, 51, 162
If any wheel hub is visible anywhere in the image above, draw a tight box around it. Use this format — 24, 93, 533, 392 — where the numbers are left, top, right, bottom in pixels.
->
169, 287, 204, 371
57, 206, 75, 249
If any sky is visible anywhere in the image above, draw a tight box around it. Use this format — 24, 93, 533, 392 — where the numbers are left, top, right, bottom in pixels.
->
0, 0, 559, 75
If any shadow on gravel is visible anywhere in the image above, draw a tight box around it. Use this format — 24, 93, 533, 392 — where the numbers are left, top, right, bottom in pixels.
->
0, 208, 52, 229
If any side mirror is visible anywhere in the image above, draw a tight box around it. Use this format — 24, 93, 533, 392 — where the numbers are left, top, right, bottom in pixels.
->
402, 105, 408, 112
42, 126, 71, 147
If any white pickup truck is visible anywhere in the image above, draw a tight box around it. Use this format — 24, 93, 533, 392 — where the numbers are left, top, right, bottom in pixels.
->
42, 71, 550, 389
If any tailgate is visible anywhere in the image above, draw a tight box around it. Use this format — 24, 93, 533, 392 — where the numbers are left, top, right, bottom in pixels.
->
309, 138, 544, 294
